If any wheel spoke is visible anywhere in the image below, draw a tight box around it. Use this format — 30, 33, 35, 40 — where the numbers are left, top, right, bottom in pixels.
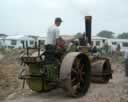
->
71, 68, 78, 74
76, 58, 80, 70
72, 79, 79, 86
72, 57, 87, 95
71, 74, 79, 86
80, 64, 84, 71
72, 78, 76, 83
79, 68, 85, 83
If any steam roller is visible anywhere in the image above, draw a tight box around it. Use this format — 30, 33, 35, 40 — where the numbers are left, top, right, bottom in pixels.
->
19, 50, 91, 97
18, 16, 113, 97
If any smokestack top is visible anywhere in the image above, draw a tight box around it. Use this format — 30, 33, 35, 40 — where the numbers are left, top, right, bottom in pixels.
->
85, 16, 92, 20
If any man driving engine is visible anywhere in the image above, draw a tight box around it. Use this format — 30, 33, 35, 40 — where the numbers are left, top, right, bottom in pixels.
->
45, 17, 63, 64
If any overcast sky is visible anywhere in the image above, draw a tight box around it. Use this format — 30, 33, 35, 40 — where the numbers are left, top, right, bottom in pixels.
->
0, 0, 128, 36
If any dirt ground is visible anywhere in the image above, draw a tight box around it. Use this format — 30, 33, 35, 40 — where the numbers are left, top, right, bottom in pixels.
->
0, 50, 128, 102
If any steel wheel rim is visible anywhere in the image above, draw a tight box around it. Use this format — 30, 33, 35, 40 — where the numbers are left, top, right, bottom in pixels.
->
71, 56, 88, 97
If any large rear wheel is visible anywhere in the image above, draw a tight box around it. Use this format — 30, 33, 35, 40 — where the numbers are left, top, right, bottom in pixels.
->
60, 52, 91, 97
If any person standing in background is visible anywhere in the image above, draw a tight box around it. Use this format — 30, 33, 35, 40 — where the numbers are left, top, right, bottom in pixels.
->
124, 50, 128, 76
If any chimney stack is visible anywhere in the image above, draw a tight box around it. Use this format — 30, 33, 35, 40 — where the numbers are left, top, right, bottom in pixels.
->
85, 16, 92, 44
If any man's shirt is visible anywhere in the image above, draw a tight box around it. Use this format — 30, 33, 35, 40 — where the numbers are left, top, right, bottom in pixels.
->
46, 25, 60, 45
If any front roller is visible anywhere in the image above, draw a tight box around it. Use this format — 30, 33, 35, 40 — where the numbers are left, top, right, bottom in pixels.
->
60, 52, 91, 97
91, 59, 112, 83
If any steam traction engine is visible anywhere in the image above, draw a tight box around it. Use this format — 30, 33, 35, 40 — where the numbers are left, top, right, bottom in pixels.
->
19, 16, 112, 97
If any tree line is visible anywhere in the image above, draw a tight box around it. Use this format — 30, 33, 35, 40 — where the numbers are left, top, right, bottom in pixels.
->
75, 30, 128, 39
97, 30, 128, 39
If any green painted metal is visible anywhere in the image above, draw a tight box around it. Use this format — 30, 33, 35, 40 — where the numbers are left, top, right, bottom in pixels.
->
26, 63, 58, 92
26, 63, 48, 92
27, 77, 48, 92
28, 64, 42, 75
68, 45, 77, 52
46, 64, 58, 81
